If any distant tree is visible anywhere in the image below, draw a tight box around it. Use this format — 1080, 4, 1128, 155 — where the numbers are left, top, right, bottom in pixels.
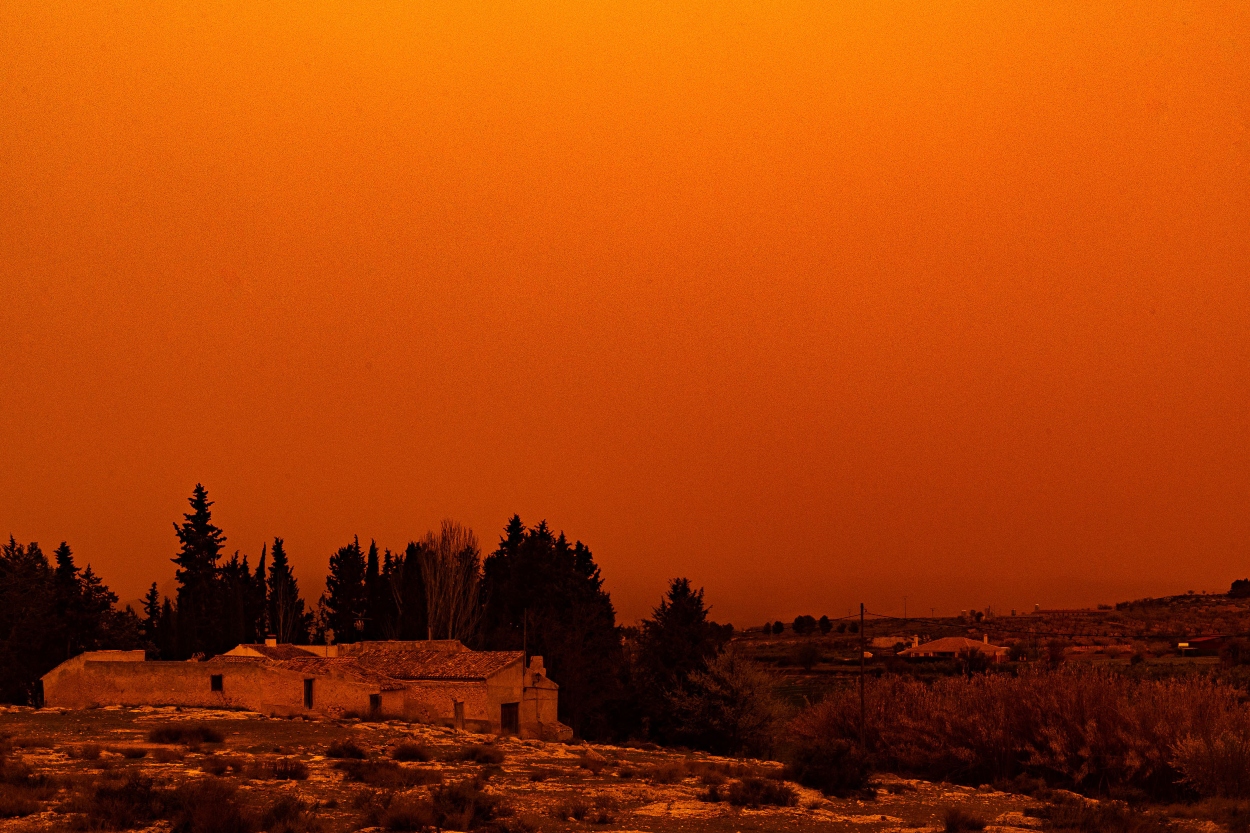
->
171, 484, 227, 658
1230, 579, 1250, 599
836, 622, 847, 634
818, 615, 832, 635
157, 597, 177, 659
848, 621, 859, 634
793, 614, 817, 635
480, 516, 623, 739
796, 641, 821, 671
772, 621, 785, 635
267, 538, 309, 644
142, 582, 162, 649
323, 537, 367, 643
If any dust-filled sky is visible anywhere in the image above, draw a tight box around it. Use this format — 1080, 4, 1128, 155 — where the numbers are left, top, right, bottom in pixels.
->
2, 2, 1247, 625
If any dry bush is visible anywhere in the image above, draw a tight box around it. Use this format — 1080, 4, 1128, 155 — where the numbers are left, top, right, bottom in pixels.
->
455, 743, 506, 765
577, 753, 606, 774
391, 742, 432, 762
113, 747, 148, 760
550, 797, 614, 824
943, 806, 987, 831
0, 754, 56, 818
147, 724, 225, 745
724, 777, 797, 808
152, 747, 183, 763
203, 755, 246, 776
70, 744, 102, 760
326, 740, 367, 759
248, 757, 309, 781
794, 668, 1250, 800
785, 736, 870, 796
68, 774, 261, 833
259, 795, 323, 833
334, 759, 443, 788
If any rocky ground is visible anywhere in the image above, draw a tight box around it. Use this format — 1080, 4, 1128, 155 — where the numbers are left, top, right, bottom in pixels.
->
0, 706, 1214, 832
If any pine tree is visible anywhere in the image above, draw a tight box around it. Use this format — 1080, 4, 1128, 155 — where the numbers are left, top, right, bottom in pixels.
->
634, 577, 729, 743
172, 483, 227, 658
323, 537, 366, 643
267, 537, 308, 644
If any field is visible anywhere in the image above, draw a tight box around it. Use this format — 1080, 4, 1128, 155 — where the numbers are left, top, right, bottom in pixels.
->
0, 705, 1078, 833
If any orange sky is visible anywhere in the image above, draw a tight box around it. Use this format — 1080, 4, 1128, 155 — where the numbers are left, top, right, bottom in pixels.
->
1, 2, 1247, 625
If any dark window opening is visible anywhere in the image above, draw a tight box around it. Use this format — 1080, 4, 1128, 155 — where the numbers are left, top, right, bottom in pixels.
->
369, 694, 381, 715
210, 675, 223, 692
303, 679, 314, 709
501, 702, 519, 734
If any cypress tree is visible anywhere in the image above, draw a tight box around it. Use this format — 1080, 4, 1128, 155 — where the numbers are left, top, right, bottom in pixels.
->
142, 582, 162, 650
172, 484, 227, 657
267, 537, 308, 644
323, 537, 366, 643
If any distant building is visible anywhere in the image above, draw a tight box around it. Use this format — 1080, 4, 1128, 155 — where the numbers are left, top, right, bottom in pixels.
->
40, 640, 570, 740
898, 636, 1008, 663
1176, 635, 1229, 657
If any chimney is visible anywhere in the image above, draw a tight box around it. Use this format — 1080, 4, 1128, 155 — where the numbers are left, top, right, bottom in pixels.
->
983, 634, 988, 644
265, 636, 277, 647
528, 655, 544, 674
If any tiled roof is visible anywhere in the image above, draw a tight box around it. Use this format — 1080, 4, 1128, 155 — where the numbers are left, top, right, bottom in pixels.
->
899, 637, 1007, 655
211, 654, 404, 690
346, 643, 523, 681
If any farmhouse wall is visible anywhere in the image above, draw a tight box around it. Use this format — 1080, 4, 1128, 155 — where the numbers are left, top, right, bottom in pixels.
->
42, 655, 393, 718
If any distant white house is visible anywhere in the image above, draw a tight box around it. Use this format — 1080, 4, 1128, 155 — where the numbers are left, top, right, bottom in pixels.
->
898, 636, 1008, 662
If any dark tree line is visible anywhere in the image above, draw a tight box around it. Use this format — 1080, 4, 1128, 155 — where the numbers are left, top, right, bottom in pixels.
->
3, 485, 776, 755
0, 537, 142, 704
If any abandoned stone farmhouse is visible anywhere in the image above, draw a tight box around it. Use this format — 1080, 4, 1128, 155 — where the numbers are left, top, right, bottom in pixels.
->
41, 640, 570, 740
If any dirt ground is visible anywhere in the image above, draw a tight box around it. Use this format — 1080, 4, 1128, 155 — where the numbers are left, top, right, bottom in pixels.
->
0, 705, 1195, 832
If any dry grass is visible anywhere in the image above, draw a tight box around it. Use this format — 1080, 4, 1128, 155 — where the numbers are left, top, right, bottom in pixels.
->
147, 723, 225, 746
391, 741, 432, 762
333, 759, 444, 788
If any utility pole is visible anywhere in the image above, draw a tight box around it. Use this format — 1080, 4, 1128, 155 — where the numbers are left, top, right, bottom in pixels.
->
904, 596, 907, 620
859, 602, 866, 747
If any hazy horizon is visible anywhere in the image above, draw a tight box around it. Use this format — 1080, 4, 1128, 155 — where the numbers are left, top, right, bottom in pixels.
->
3, 2, 1247, 626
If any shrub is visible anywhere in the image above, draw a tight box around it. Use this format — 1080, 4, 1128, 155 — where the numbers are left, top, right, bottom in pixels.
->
428, 779, 506, 830
943, 806, 987, 831
665, 651, 786, 757
326, 740, 367, 759
334, 760, 443, 789
259, 795, 322, 833
391, 742, 431, 762
577, 753, 606, 774
147, 724, 224, 745
71, 744, 102, 761
785, 735, 870, 796
792, 667, 1250, 800
456, 744, 505, 765
724, 777, 797, 808
203, 756, 246, 776
115, 747, 148, 760
74, 774, 164, 830
0, 783, 41, 818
